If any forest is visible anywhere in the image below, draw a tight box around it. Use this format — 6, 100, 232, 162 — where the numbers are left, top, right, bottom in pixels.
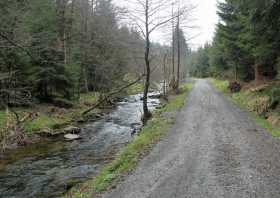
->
3, 1, 280, 197
0, 0, 191, 151
0, 1, 195, 196
190, 0, 280, 82
190, 0, 280, 146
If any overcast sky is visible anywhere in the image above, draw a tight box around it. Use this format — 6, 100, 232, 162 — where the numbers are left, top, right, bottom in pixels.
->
114, 0, 219, 49
188, 0, 219, 48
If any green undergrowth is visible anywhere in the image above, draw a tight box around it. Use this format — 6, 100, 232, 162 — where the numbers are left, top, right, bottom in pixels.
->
126, 82, 144, 95
209, 78, 280, 137
158, 83, 193, 113
65, 83, 193, 198
79, 92, 99, 106
23, 114, 70, 134
209, 78, 229, 93
0, 92, 99, 140
124, 73, 144, 95
0, 111, 5, 129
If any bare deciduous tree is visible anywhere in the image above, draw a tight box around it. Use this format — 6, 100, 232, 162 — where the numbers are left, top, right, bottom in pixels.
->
124, 0, 191, 122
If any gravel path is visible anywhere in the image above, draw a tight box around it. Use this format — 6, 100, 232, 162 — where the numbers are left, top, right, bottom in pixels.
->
103, 79, 280, 198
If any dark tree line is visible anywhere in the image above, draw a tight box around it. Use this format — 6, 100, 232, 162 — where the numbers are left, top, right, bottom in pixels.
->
190, 0, 280, 82
0, 0, 192, 124
0, 0, 147, 107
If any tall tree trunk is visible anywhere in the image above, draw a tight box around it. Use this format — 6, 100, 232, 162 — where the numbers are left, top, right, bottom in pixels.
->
163, 53, 167, 97
234, 63, 238, 81
254, 63, 261, 84
83, 64, 89, 92
91, 0, 95, 15
176, 13, 180, 89
143, 0, 152, 123
170, 3, 176, 90
56, 0, 68, 65
80, 0, 90, 92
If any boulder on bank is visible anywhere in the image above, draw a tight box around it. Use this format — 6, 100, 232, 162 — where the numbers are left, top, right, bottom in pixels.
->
64, 134, 81, 141
63, 126, 81, 134
148, 93, 162, 99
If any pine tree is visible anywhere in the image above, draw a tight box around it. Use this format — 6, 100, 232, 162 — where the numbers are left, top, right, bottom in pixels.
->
25, 0, 71, 100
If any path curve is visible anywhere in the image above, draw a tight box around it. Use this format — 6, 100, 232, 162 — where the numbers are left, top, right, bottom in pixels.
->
103, 79, 280, 198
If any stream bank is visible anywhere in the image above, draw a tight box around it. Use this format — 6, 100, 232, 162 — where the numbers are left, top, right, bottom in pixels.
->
66, 83, 193, 198
0, 92, 160, 197
0, 87, 146, 153
210, 78, 280, 137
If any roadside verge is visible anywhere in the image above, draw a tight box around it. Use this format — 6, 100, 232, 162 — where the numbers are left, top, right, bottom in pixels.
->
65, 83, 193, 198
209, 78, 280, 137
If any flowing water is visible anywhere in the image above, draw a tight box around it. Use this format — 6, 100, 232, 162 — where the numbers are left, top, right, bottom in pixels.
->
0, 93, 160, 198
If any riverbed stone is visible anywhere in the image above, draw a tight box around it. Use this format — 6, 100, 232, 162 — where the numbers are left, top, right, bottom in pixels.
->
64, 134, 81, 141
63, 126, 81, 134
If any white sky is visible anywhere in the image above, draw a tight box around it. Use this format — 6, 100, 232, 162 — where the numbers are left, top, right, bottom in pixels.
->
114, 0, 219, 49
188, 0, 219, 49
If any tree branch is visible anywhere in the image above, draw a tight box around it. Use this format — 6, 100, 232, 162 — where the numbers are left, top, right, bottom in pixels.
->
82, 74, 146, 115
0, 32, 36, 61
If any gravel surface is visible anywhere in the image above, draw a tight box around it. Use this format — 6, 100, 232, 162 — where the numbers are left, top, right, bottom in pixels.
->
103, 79, 280, 198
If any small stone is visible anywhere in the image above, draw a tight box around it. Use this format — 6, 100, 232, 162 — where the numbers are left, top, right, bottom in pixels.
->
64, 134, 81, 141
148, 94, 162, 99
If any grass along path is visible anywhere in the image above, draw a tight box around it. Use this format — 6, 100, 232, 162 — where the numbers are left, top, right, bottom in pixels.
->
65, 83, 193, 198
209, 78, 280, 137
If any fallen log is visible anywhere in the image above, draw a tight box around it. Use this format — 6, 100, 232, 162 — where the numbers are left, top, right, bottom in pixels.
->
82, 74, 145, 116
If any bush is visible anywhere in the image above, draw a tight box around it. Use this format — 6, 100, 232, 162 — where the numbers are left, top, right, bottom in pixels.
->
269, 87, 280, 111
228, 81, 241, 93
247, 96, 269, 116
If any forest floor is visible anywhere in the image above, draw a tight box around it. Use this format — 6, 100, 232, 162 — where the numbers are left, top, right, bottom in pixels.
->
101, 79, 280, 198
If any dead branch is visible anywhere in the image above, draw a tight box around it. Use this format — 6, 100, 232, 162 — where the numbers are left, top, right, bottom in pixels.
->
0, 31, 36, 61
82, 74, 146, 116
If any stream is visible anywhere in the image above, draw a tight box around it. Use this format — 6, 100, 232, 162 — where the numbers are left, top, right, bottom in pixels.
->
0, 93, 160, 198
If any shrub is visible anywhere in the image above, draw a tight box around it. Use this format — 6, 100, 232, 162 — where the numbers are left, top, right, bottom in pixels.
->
269, 87, 280, 111
228, 81, 241, 93
247, 96, 269, 116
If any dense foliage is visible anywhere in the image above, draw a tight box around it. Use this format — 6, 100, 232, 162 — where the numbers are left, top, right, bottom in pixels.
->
189, 44, 211, 78
0, 0, 190, 110
190, 0, 280, 81
0, 0, 156, 107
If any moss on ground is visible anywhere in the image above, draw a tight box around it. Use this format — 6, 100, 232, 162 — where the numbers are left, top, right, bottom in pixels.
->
64, 83, 193, 198
79, 92, 99, 106
123, 73, 145, 95
23, 114, 69, 134
209, 79, 229, 93
210, 78, 280, 137
159, 83, 192, 113
0, 92, 99, 140
0, 111, 5, 129
126, 83, 144, 95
